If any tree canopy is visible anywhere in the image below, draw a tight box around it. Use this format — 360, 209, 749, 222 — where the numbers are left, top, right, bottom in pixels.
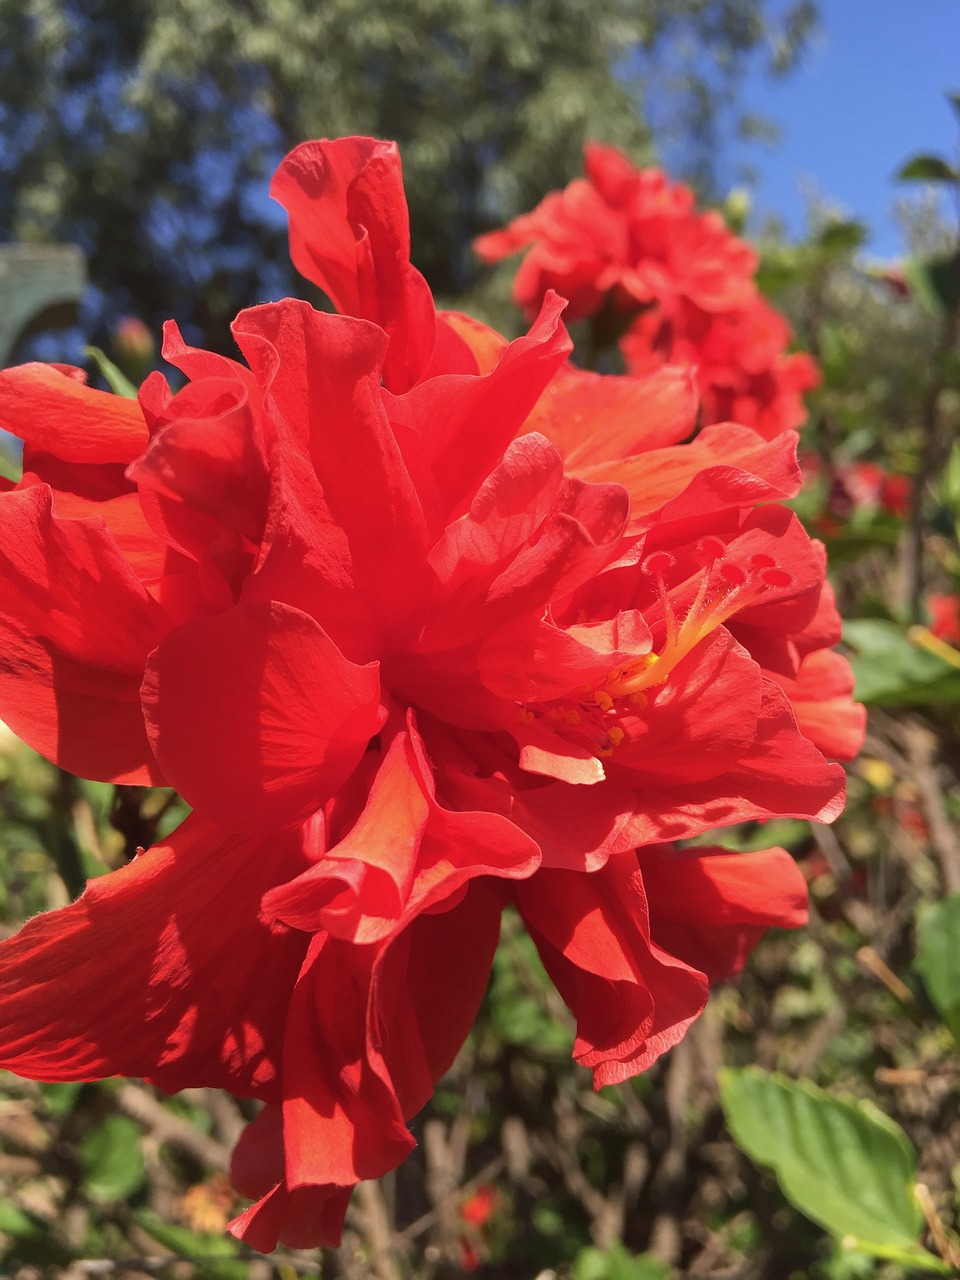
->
0, 0, 816, 354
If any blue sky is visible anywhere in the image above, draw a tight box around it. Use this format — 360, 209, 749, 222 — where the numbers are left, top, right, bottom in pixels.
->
732, 1, 959, 259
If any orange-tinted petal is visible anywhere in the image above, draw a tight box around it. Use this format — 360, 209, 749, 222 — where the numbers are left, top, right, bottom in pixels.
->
0, 363, 148, 463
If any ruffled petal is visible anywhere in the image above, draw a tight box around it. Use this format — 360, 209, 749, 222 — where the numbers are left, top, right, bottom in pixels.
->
642, 843, 808, 981
479, 609, 652, 704
788, 647, 866, 761
611, 630, 763, 784
515, 856, 708, 1087
0, 814, 310, 1098
231, 882, 504, 1251
265, 718, 539, 942
383, 294, 572, 523
581, 423, 801, 526
620, 680, 846, 845
232, 301, 430, 639
0, 486, 167, 783
270, 137, 438, 391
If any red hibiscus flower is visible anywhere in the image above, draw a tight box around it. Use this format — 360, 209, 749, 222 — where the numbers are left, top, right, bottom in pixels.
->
823, 459, 911, 521
621, 293, 820, 440
0, 136, 854, 1252
475, 142, 818, 437
475, 143, 757, 323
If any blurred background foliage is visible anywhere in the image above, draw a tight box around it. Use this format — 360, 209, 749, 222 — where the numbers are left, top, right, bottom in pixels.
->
3, 2, 960, 1278
0, 0, 815, 352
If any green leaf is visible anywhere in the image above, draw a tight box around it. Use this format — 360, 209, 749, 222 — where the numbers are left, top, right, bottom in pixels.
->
39, 1080, 84, 1116
756, 245, 806, 295
905, 251, 960, 316
816, 219, 868, 257
0, 1201, 45, 1242
914, 894, 960, 1039
573, 1243, 670, 1280
842, 618, 960, 705
720, 1068, 947, 1271
134, 1213, 247, 1280
489, 922, 574, 1054
78, 1113, 146, 1203
896, 154, 959, 184
948, 91, 960, 127
84, 345, 138, 398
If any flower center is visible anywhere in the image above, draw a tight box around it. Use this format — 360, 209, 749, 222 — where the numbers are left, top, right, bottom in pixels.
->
517, 537, 791, 761
599, 538, 790, 705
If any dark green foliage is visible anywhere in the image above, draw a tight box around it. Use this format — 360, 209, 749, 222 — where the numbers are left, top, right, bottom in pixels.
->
0, 0, 817, 354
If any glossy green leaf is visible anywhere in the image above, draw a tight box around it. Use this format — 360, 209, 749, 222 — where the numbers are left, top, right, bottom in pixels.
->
720, 1068, 947, 1271
842, 619, 960, 705
896, 154, 959, 184
914, 894, 960, 1039
85, 345, 138, 398
79, 1114, 146, 1204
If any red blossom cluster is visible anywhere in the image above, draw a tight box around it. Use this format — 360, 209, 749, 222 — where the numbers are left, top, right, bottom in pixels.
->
823, 458, 910, 521
928, 593, 960, 645
0, 137, 863, 1251
475, 142, 819, 439
797, 454, 911, 538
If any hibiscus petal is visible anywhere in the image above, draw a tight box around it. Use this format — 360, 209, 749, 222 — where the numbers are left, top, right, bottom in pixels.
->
428, 433, 565, 594
479, 610, 652, 703
515, 726, 606, 785
280, 936, 416, 1190
267, 719, 539, 941
0, 486, 167, 783
270, 136, 437, 391
440, 311, 508, 374
265, 727, 431, 936
142, 599, 384, 830
612, 630, 762, 784
233, 300, 430, 640
383, 293, 572, 522
0, 814, 309, 1097
21, 480, 167, 584
229, 1177, 353, 1253
128, 376, 269, 547
231, 881, 504, 1252
0, 363, 148, 463
580, 423, 801, 525
642, 843, 808, 981
524, 362, 698, 467
622, 680, 846, 845
444, 758, 639, 873
788, 647, 866, 761
515, 856, 708, 1087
